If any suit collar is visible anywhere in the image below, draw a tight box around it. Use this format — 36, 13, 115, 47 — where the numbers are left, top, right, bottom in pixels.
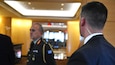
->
84, 33, 103, 44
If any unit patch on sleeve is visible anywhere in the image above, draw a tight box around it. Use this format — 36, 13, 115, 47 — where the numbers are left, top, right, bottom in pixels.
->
47, 50, 52, 54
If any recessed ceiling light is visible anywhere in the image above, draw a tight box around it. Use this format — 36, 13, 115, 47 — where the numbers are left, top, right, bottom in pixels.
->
61, 3, 64, 6
28, 2, 31, 5
4, 1, 81, 17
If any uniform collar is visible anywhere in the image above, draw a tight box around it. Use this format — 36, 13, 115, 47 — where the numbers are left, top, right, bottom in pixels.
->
33, 38, 41, 44
84, 33, 103, 44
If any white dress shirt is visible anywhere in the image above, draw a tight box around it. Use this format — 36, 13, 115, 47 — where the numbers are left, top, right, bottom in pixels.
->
84, 33, 103, 44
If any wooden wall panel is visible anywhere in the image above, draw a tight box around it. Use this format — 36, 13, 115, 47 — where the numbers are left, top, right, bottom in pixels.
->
11, 18, 32, 55
66, 21, 80, 57
104, 21, 115, 47
0, 17, 11, 36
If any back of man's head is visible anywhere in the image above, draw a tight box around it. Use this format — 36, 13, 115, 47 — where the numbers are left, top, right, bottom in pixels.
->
81, 1, 108, 30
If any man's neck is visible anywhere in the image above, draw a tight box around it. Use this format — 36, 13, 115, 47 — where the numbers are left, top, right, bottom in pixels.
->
33, 38, 41, 44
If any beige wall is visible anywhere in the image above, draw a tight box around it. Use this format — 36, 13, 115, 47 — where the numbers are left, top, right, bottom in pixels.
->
66, 21, 80, 57
11, 18, 32, 55
0, 17, 11, 36
104, 21, 115, 47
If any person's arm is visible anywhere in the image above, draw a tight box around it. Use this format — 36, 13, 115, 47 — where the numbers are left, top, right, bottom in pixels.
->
45, 44, 56, 65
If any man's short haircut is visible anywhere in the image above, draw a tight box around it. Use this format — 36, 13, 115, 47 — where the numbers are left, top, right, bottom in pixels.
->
81, 1, 108, 29
33, 22, 44, 34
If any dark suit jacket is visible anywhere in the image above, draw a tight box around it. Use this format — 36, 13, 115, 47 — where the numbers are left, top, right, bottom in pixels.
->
67, 35, 115, 65
0, 34, 15, 65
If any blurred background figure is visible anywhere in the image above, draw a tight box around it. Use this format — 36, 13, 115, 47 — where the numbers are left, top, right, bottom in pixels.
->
0, 34, 15, 65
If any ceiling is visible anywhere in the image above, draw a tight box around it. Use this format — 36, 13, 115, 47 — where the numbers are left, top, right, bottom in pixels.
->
1, 0, 115, 31
0, 0, 115, 22
0, 0, 82, 23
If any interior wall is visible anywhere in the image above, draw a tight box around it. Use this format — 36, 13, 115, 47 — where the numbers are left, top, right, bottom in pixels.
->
66, 21, 80, 57
104, 21, 115, 47
0, 16, 11, 36
11, 18, 32, 55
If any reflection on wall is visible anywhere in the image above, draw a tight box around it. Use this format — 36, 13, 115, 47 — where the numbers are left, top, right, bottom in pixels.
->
11, 18, 32, 55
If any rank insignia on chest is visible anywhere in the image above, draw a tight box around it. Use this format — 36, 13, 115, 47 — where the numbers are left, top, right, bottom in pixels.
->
32, 57, 35, 61
33, 50, 38, 53
47, 50, 52, 54
32, 55, 35, 61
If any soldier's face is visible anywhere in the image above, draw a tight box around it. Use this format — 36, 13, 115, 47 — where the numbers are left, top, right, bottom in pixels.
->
30, 24, 42, 41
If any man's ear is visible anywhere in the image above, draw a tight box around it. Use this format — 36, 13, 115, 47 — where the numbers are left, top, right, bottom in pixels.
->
80, 17, 86, 26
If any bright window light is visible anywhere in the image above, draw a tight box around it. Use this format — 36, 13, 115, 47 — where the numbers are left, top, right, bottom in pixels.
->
4, 1, 81, 17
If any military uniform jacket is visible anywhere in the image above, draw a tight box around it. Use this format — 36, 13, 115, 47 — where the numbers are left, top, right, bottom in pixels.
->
27, 38, 56, 65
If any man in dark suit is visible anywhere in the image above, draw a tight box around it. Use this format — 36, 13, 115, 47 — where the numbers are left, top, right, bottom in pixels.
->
0, 34, 15, 65
67, 1, 115, 65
